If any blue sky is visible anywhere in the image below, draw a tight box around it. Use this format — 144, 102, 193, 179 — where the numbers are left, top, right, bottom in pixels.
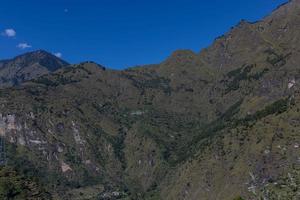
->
0, 0, 287, 69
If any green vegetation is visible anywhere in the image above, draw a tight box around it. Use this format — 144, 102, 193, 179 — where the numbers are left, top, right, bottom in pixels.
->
234, 97, 290, 127
124, 74, 172, 95
64, 147, 82, 165
265, 49, 292, 67
0, 166, 50, 200
233, 197, 245, 200
34, 74, 79, 87
0, 1, 299, 199
225, 64, 270, 93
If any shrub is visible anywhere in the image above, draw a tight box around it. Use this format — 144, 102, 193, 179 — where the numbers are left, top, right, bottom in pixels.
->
233, 197, 245, 200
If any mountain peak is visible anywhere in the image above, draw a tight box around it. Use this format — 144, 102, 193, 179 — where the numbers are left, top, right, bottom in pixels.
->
77, 61, 106, 71
13, 50, 69, 71
15, 50, 52, 59
0, 50, 70, 87
170, 49, 196, 57
163, 49, 197, 65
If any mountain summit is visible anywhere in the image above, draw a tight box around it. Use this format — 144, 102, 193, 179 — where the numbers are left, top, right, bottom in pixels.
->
0, 50, 69, 87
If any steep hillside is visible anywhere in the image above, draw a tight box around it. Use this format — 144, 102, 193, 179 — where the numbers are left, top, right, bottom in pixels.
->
0, 1, 300, 200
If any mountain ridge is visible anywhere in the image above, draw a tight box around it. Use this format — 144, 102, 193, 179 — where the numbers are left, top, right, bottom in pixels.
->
0, 1, 299, 200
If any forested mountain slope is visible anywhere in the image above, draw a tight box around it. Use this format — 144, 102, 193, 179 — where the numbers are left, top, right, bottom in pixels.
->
0, 1, 300, 199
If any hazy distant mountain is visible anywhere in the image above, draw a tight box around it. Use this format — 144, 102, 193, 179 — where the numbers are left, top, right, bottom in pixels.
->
0, 1, 299, 200
0, 50, 69, 87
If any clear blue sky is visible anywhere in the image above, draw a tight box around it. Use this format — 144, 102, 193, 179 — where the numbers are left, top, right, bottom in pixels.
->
0, 0, 287, 69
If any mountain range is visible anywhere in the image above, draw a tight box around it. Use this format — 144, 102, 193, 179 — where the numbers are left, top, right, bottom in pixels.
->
0, 1, 300, 200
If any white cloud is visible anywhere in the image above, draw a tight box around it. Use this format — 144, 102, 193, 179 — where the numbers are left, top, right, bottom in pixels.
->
2, 28, 16, 37
54, 52, 62, 58
17, 43, 32, 49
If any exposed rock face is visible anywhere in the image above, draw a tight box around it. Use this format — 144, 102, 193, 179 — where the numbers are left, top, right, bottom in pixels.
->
61, 161, 72, 173
0, 1, 300, 200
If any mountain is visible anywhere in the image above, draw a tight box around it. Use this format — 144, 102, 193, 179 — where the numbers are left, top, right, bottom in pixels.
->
0, 1, 300, 200
0, 50, 69, 87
